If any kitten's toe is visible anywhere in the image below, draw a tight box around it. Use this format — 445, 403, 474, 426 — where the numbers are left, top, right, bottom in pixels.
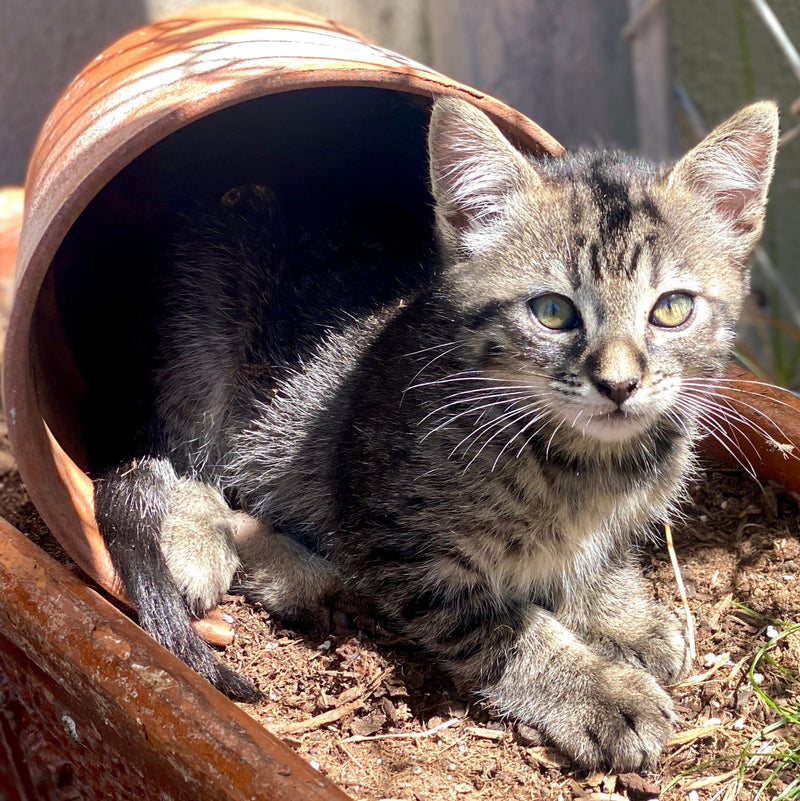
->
550, 661, 676, 772
160, 479, 241, 614
169, 529, 240, 615
590, 607, 692, 685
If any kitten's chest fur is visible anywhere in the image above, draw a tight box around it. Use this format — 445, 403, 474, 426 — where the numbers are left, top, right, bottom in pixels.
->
221, 283, 692, 603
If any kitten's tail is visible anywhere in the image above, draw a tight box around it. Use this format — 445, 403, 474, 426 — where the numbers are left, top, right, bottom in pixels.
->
93, 456, 259, 702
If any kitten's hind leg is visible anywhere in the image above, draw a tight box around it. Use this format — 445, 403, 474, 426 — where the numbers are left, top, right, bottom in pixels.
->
160, 478, 241, 616
94, 457, 258, 702
233, 517, 355, 637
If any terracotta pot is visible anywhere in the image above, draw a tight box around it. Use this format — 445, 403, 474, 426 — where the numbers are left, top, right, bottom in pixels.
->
3, 3, 562, 611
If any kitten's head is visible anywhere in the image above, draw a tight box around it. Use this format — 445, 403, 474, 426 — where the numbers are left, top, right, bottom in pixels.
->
426, 98, 778, 452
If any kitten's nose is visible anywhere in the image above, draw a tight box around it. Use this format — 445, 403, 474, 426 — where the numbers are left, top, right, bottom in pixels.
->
593, 377, 640, 406
586, 339, 645, 407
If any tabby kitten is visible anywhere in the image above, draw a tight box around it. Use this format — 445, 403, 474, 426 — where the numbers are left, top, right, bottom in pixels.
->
93, 97, 778, 772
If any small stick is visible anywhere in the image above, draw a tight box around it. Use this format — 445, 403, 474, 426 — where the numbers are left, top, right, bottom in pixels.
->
337, 741, 367, 771
464, 726, 505, 740
342, 717, 460, 744
678, 767, 740, 791
665, 521, 697, 660
274, 668, 391, 735
666, 723, 723, 747
679, 651, 731, 686
275, 696, 367, 735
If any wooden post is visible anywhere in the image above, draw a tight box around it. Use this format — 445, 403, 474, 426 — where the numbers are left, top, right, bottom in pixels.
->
428, 0, 638, 151
625, 0, 676, 159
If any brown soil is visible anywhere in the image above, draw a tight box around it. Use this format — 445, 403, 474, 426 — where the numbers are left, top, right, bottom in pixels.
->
4, 425, 798, 801
220, 468, 800, 801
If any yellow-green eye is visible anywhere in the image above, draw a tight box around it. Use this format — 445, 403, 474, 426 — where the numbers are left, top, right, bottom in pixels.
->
650, 292, 694, 328
529, 293, 580, 330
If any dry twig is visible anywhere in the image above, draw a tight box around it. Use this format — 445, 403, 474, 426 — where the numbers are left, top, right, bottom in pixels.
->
273, 667, 391, 735
342, 716, 461, 744
665, 521, 697, 659
275, 695, 368, 735
679, 651, 731, 686
667, 723, 722, 747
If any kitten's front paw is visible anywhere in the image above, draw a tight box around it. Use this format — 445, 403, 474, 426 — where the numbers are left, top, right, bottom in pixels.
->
590, 606, 691, 685
543, 660, 676, 772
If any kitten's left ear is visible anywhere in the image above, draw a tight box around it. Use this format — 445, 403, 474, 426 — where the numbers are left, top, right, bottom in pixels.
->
428, 97, 537, 257
668, 102, 779, 253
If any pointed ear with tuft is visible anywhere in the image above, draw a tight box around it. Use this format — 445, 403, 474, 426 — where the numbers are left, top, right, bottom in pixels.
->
668, 101, 779, 254
428, 97, 537, 257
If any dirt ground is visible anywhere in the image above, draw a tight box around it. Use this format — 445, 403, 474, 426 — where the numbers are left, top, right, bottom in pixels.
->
2, 412, 798, 801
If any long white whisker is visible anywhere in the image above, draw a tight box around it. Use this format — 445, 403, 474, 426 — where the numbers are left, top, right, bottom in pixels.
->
683, 385, 800, 463
493, 397, 565, 465
670, 402, 747, 469
406, 373, 537, 393
401, 340, 468, 359
689, 375, 800, 395
515, 417, 557, 459
713, 397, 800, 459
418, 386, 540, 426
676, 393, 762, 480
451, 399, 545, 458
545, 420, 564, 460
457, 395, 559, 466
481, 405, 552, 471
425, 383, 541, 401
464, 404, 552, 472
685, 377, 800, 417
406, 342, 469, 387
493, 404, 559, 469
694, 414, 760, 483
422, 394, 538, 441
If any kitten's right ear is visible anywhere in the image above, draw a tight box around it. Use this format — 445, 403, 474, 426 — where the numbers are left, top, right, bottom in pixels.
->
428, 97, 536, 257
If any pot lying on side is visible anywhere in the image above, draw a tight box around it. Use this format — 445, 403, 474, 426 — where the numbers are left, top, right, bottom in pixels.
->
0, 6, 561, 800
3, 2, 562, 612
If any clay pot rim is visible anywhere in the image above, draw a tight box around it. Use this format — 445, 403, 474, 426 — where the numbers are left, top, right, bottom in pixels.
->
0, 511, 353, 800
12, 4, 562, 326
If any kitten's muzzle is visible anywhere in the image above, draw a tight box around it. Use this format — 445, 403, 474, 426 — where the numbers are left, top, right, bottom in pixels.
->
585, 338, 646, 408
